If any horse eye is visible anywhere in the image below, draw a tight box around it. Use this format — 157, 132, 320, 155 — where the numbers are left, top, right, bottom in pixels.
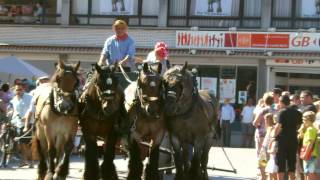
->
149, 81, 156, 87
106, 78, 112, 85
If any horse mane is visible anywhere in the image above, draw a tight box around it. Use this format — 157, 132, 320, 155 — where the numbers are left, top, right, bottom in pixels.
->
163, 65, 193, 83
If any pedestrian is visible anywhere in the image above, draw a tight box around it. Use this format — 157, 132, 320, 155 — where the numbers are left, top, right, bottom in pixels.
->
9, 84, 33, 168
220, 98, 235, 147
300, 90, 317, 113
240, 98, 255, 147
98, 19, 136, 71
246, 81, 256, 102
33, 2, 43, 23
273, 95, 302, 180
298, 111, 318, 180
290, 94, 301, 110
144, 41, 170, 75
265, 132, 278, 180
259, 112, 276, 180
272, 88, 282, 112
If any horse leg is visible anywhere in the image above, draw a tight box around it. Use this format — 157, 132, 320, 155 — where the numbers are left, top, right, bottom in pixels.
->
127, 138, 143, 180
45, 144, 56, 180
170, 135, 184, 180
34, 138, 47, 180
53, 138, 74, 180
200, 136, 212, 180
83, 134, 99, 180
120, 0, 125, 11
101, 131, 118, 180
145, 145, 160, 180
190, 140, 204, 180
182, 143, 191, 179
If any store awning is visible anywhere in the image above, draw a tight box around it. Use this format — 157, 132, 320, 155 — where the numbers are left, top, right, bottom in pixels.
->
1, 45, 320, 60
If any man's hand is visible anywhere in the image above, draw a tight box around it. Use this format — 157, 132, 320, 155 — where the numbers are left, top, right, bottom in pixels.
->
119, 55, 129, 66
23, 126, 28, 133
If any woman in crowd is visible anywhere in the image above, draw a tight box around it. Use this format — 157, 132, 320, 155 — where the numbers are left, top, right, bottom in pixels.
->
298, 111, 319, 180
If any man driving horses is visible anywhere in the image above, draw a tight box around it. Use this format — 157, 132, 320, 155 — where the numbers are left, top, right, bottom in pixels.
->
98, 19, 136, 71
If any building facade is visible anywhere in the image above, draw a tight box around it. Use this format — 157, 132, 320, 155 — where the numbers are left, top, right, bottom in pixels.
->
1, 0, 320, 104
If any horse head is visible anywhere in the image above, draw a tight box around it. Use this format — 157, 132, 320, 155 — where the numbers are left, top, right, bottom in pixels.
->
52, 59, 80, 93
136, 62, 163, 119
92, 63, 122, 116
163, 62, 197, 116
51, 60, 80, 114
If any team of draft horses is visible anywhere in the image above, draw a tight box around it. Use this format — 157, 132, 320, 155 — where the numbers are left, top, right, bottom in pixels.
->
32, 59, 219, 180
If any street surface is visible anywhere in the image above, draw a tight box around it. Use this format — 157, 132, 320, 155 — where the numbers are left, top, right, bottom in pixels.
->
0, 147, 256, 180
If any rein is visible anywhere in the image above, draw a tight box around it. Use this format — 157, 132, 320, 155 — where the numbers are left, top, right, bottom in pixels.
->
119, 63, 134, 83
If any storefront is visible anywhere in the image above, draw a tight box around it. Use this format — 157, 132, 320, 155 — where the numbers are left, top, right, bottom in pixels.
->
267, 59, 320, 96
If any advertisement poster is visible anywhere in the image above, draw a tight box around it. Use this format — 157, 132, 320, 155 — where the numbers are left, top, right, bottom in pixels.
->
176, 31, 320, 52
301, 0, 320, 17
201, 77, 217, 96
100, 0, 134, 15
238, 91, 247, 104
194, 0, 233, 16
219, 79, 236, 103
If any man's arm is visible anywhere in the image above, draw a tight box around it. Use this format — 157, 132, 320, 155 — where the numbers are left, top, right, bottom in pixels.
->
98, 54, 107, 66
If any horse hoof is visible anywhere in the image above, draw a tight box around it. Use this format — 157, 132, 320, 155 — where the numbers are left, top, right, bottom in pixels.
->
44, 173, 53, 180
53, 173, 65, 180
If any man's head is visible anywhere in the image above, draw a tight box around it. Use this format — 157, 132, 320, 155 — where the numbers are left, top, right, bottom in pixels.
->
279, 95, 290, 109
112, 20, 128, 36
263, 92, 274, 106
14, 84, 24, 97
290, 94, 300, 106
36, 76, 49, 86
272, 88, 282, 104
300, 90, 313, 106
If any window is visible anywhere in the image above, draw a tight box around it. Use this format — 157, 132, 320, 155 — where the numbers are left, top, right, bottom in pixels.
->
168, 0, 260, 28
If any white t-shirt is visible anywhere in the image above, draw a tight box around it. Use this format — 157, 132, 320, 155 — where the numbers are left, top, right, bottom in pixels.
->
145, 51, 168, 75
241, 105, 255, 124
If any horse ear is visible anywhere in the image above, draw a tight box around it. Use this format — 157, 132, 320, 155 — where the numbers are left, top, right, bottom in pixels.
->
182, 61, 188, 73
143, 62, 149, 73
94, 63, 101, 73
157, 63, 162, 74
74, 61, 80, 72
58, 59, 65, 69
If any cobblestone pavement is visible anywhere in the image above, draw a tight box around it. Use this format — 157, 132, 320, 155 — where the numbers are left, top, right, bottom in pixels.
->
0, 147, 256, 180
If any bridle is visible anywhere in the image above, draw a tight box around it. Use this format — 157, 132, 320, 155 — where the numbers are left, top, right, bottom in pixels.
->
136, 73, 162, 118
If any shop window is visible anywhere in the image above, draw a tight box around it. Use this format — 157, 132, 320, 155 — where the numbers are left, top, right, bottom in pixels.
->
70, 0, 158, 26
168, 0, 260, 28
272, 0, 320, 29
0, 0, 58, 24
276, 72, 288, 77
289, 73, 320, 79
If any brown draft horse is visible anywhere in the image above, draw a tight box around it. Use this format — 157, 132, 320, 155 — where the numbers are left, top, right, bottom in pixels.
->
163, 62, 218, 180
33, 60, 80, 180
79, 64, 124, 180
126, 63, 165, 180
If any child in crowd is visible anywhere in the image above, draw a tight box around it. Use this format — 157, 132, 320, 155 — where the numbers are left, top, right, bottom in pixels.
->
298, 111, 318, 180
259, 112, 275, 180
265, 128, 278, 180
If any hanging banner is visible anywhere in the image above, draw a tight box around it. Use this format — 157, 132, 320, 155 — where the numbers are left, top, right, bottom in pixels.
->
201, 77, 217, 96
300, 0, 320, 17
194, 0, 233, 16
219, 79, 236, 103
100, 0, 134, 15
176, 31, 320, 52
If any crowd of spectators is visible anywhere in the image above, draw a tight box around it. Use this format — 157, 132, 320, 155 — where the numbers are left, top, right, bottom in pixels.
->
251, 88, 320, 180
